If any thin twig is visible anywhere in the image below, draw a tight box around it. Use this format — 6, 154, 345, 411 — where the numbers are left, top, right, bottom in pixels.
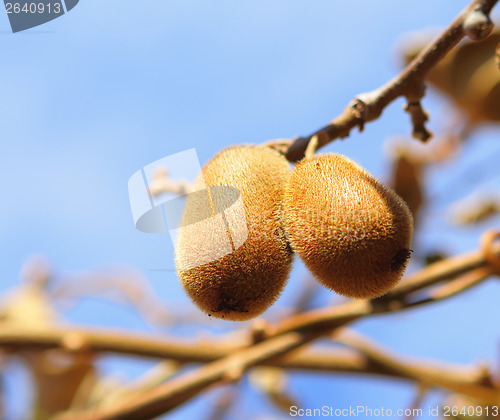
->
378, 241, 500, 302
335, 330, 499, 403
403, 383, 429, 420
284, 0, 499, 162
401, 267, 493, 310
206, 386, 239, 420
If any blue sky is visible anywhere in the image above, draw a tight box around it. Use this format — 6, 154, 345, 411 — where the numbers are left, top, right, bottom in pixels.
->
1, 1, 500, 419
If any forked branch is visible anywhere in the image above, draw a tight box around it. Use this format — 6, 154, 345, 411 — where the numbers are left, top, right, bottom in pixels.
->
283, 0, 498, 162
51, 231, 500, 420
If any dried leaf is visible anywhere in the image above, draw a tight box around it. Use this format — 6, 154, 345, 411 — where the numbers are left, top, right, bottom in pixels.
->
450, 193, 500, 225
391, 153, 424, 224
0, 257, 58, 327
386, 141, 425, 227
25, 351, 97, 420
496, 42, 500, 71
402, 30, 500, 125
0, 258, 99, 419
0, 285, 59, 327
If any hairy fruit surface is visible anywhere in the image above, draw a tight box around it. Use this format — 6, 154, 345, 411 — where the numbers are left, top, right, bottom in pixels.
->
283, 153, 413, 299
175, 146, 293, 320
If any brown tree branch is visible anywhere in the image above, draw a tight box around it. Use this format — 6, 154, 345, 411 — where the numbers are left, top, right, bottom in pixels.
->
48, 231, 500, 420
2, 234, 494, 363
53, 327, 500, 420
283, 0, 498, 162
400, 267, 492, 310
379, 230, 500, 302
52, 322, 500, 420
53, 331, 317, 420
335, 330, 499, 403
0, 325, 485, 382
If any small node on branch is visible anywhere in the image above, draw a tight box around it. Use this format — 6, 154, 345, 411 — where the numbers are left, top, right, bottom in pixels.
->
223, 364, 245, 383
304, 135, 319, 159
250, 319, 271, 343
350, 99, 367, 132
404, 100, 432, 142
353, 89, 385, 125
61, 332, 89, 353
463, 8, 494, 41
475, 362, 496, 387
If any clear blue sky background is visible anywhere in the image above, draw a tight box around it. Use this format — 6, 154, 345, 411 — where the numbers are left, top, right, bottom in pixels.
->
1, 1, 500, 419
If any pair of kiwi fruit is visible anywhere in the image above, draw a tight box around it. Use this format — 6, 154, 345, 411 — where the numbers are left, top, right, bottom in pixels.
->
175, 145, 414, 321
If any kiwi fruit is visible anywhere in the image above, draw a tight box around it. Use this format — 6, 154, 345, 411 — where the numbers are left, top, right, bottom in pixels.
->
175, 145, 293, 321
283, 153, 413, 299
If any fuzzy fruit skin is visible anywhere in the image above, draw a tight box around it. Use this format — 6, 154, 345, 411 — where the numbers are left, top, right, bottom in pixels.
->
283, 154, 413, 299
175, 146, 293, 321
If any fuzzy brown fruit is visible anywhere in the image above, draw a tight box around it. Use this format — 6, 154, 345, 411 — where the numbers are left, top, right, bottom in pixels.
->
175, 145, 293, 321
283, 154, 413, 299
